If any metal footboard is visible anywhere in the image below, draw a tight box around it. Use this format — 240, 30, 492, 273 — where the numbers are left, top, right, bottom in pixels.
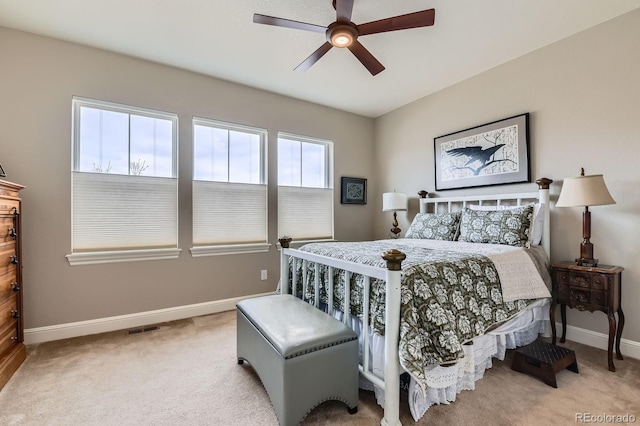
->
279, 237, 405, 426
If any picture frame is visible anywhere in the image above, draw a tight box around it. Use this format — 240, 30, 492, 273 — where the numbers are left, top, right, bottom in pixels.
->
0, 164, 5, 178
341, 177, 367, 204
434, 113, 530, 191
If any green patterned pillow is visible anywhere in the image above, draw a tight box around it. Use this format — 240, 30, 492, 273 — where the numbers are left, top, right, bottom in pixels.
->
405, 212, 461, 240
458, 204, 534, 247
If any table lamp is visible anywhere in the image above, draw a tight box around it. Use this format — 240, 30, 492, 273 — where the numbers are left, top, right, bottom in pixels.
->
555, 168, 615, 267
382, 192, 408, 238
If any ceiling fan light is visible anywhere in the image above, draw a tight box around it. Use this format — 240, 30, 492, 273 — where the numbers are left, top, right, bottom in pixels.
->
327, 24, 357, 48
331, 30, 353, 47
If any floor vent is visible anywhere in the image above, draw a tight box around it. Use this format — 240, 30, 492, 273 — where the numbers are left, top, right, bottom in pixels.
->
127, 325, 159, 335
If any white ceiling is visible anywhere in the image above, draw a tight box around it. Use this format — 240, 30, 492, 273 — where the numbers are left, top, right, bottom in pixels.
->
0, 0, 638, 117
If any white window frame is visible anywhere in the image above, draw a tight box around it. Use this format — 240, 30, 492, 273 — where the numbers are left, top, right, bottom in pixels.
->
277, 132, 334, 243
66, 97, 180, 265
190, 118, 270, 257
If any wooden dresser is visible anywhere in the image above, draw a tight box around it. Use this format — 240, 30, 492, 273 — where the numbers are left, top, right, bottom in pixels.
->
0, 179, 25, 390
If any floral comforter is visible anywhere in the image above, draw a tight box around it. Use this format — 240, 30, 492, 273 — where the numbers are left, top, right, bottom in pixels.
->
287, 239, 550, 389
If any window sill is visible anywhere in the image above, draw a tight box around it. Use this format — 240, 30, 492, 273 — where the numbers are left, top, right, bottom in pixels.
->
190, 243, 271, 257
66, 248, 182, 266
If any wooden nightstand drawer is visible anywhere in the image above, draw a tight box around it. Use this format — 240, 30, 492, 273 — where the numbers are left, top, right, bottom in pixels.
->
569, 288, 590, 308
564, 285, 608, 311
591, 290, 608, 308
591, 274, 608, 291
557, 285, 570, 303
555, 270, 570, 286
569, 272, 591, 289
568, 271, 608, 291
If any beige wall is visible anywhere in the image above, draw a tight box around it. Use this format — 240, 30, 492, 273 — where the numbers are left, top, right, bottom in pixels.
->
374, 9, 640, 342
0, 27, 376, 328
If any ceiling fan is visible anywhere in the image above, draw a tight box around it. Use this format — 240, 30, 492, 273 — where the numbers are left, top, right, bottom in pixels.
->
253, 0, 435, 76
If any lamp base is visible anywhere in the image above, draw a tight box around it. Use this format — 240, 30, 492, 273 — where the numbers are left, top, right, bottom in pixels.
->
389, 211, 401, 238
576, 257, 598, 267
577, 240, 597, 267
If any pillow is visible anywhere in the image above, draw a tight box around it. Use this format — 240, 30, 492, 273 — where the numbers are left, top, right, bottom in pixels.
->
529, 203, 545, 245
458, 204, 534, 247
405, 211, 461, 240
468, 203, 545, 246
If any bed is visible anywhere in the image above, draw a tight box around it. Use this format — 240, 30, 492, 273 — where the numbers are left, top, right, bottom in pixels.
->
278, 178, 553, 426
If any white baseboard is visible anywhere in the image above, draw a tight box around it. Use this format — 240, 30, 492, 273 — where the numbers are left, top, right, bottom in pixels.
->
24, 292, 274, 345
555, 322, 640, 361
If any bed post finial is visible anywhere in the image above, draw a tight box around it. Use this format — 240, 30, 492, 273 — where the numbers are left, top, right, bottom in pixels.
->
278, 237, 292, 248
535, 178, 553, 258
382, 249, 406, 271
536, 177, 553, 189
418, 190, 428, 199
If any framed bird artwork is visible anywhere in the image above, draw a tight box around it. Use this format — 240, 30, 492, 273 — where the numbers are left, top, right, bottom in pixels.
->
434, 113, 530, 190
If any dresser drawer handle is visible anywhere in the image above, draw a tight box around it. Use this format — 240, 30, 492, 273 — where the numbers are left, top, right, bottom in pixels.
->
8, 227, 17, 239
10, 335, 18, 342
10, 255, 18, 265
11, 281, 20, 292
10, 309, 20, 319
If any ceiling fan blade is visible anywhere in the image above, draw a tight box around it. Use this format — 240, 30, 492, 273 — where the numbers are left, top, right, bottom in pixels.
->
335, 0, 354, 22
294, 42, 333, 72
347, 41, 385, 76
253, 13, 326, 33
358, 9, 435, 36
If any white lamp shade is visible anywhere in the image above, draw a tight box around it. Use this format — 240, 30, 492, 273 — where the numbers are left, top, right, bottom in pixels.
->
382, 192, 408, 211
556, 174, 616, 207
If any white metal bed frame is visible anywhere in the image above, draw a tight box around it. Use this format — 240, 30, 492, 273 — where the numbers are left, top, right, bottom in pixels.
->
278, 178, 552, 426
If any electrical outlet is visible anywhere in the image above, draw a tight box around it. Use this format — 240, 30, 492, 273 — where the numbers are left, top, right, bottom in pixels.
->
260, 269, 267, 280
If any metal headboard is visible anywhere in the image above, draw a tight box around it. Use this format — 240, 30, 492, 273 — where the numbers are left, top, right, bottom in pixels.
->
418, 179, 552, 256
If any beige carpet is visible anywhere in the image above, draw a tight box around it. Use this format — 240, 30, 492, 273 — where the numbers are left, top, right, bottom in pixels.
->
0, 310, 638, 425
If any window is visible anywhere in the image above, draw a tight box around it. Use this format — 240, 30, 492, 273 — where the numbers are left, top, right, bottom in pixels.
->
191, 118, 268, 256
67, 97, 179, 265
278, 132, 333, 241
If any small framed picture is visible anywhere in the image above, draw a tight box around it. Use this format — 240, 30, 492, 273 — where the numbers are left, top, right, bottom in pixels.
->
341, 177, 367, 204
0, 164, 5, 178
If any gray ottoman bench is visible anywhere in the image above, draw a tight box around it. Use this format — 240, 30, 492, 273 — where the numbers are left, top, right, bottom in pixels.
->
237, 294, 359, 425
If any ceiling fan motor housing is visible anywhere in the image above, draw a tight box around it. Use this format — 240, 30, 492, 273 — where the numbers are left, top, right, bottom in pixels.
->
326, 22, 358, 47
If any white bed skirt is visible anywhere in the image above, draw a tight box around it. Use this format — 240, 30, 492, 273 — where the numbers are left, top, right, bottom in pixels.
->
329, 298, 550, 422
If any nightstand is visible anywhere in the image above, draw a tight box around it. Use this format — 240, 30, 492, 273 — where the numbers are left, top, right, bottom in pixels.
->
550, 261, 624, 372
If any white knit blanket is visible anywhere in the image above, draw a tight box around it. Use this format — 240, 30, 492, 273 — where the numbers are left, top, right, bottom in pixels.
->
395, 239, 551, 302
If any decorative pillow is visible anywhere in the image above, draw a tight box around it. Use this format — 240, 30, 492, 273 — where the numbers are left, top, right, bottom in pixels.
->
468, 203, 544, 246
405, 212, 461, 240
529, 203, 545, 245
458, 204, 534, 247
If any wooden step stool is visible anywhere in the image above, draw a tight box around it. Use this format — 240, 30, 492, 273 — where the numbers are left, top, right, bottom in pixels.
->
511, 340, 578, 388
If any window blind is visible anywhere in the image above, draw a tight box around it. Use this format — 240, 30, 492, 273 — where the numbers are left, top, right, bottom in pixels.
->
278, 186, 333, 240
72, 172, 177, 251
193, 181, 267, 245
